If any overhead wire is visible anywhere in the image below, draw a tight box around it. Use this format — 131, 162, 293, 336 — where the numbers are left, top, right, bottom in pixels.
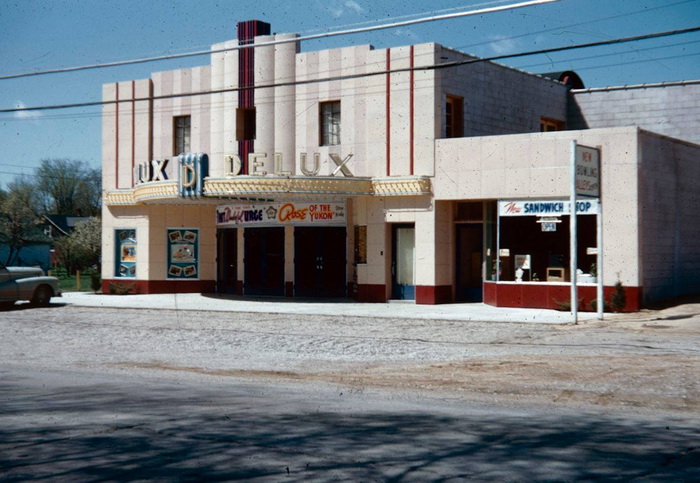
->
1, 25, 698, 115
0, 0, 558, 81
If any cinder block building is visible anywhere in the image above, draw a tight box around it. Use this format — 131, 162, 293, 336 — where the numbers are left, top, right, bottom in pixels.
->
101, 20, 700, 310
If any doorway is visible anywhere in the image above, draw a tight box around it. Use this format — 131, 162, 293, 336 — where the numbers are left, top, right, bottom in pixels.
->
244, 227, 285, 296
294, 227, 347, 297
216, 229, 238, 294
391, 224, 415, 300
456, 224, 483, 302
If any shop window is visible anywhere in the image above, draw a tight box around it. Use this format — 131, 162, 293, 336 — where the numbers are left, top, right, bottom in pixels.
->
354, 225, 367, 264
540, 117, 565, 132
446, 95, 464, 138
497, 213, 597, 283
236, 107, 256, 141
115, 229, 137, 278
173, 115, 191, 155
320, 101, 341, 146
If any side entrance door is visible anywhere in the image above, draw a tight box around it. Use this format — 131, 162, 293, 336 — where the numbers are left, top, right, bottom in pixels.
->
456, 224, 483, 302
244, 227, 285, 296
391, 224, 415, 300
294, 227, 346, 297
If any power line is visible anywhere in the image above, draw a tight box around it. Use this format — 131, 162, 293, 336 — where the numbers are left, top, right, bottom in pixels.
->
2, 25, 698, 115
0, 0, 558, 81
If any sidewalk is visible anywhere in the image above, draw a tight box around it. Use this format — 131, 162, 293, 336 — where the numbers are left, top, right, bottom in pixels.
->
60, 291, 605, 324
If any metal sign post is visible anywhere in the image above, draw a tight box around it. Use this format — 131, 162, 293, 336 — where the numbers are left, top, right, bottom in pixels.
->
570, 141, 578, 324
573, 142, 602, 322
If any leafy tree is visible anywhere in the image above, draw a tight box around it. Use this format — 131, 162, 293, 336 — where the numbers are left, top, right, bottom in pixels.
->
0, 179, 45, 266
55, 217, 102, 272
35, 158, 101, 216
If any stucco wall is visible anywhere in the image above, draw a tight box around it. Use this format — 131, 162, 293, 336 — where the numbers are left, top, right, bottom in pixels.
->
639, 131, 700, 302
434, 127, 643, 288
102, 204, 217, 283
570, 83, 700, 146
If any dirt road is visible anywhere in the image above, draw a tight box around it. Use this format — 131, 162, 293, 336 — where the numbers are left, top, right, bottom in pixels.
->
2, 301, 699, 414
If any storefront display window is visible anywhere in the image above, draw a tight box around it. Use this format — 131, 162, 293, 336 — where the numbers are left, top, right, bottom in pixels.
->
167, 228, 199, 279
115, 229, 137, 278
496, 200, 598, 283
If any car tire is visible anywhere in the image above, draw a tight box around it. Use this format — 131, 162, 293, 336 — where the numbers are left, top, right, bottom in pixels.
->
32, 286, 53, 306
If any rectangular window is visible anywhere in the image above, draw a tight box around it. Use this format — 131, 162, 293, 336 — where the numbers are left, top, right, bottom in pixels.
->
320, 101, 341, 146
540, 117, 565, 132
354, 225, 367, 264
236, 107, 256, 141
174, 115, 191, 155
446, 95, 464, 138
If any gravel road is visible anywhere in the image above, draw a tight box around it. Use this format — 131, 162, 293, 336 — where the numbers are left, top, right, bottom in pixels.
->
2, 301, 699, 414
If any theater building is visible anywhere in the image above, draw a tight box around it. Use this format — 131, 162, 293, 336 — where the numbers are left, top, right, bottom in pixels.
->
101, 20, 700, 311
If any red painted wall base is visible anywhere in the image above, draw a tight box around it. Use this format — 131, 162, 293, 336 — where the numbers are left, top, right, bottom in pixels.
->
416, 285, 453, 304
355, 284, 387, 303
483, 281, 641, 312
102, 279, 216, 295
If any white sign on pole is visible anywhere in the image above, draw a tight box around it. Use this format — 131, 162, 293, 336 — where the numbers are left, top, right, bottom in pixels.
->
575, 145, 600, 198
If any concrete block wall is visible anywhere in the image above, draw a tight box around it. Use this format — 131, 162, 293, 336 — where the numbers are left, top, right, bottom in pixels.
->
639, 131, 700, 302
437, 46, 569, 138
570, 83, 700, 146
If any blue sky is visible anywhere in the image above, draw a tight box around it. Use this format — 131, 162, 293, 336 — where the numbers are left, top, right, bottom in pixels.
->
0, 0, 699, 189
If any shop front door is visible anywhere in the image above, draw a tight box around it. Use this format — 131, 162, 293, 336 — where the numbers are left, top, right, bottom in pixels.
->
216, 228, 237, 294
456, 224, 483, 302
244, 227, 285, 296
294, 227, 346, 297
392, 224, 415, 300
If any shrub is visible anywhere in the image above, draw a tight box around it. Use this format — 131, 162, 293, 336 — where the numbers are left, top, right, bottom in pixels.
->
108, 282, 136, 295
589, 298, 610, 312
90, 271, 102, 293
611, 281, 627, 312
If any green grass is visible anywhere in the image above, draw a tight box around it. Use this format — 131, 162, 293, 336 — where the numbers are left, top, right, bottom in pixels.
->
53, 273, 97, 292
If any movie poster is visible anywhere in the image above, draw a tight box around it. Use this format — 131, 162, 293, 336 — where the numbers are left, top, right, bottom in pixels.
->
115, 229, 137, 278
167, 229, 199, 279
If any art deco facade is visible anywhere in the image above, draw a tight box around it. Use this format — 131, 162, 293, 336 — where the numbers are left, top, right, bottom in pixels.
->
102, 20, 700, 310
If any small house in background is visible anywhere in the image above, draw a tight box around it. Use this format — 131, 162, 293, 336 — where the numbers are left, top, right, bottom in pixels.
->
43, 214, 89, 267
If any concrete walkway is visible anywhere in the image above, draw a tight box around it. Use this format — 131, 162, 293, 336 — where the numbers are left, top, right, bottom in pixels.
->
60, 292, 604, 324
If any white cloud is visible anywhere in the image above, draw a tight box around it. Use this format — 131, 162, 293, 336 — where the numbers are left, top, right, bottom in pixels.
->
13, 101, 42, 121
344, 0, 365, 14
487, 36, 518, 55
391, 27, 421, 42
317, 0, 365, 19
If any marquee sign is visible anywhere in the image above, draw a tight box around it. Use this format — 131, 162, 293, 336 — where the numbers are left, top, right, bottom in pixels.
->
216, 201, 347, 226
498, 199, 599, 217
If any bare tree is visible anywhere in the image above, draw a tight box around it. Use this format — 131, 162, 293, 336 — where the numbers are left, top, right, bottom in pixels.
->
35, 158, 101, 216
0, 179, 45, 266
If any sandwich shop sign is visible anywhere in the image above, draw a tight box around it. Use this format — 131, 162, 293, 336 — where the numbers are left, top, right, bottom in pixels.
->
217, 202, 347, 227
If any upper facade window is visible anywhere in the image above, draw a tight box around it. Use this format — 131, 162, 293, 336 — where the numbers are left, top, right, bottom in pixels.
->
320, 101, 341, 146
174, 115, 191, 155
236, 107, 256, 141
540, 117, 565, 132
446, 95, 464, 138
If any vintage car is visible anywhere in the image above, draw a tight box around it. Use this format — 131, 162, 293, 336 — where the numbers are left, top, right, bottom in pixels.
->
0, 262, 61, 306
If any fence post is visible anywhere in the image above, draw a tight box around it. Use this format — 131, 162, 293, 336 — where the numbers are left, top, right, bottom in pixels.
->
76, 271, 81, 291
